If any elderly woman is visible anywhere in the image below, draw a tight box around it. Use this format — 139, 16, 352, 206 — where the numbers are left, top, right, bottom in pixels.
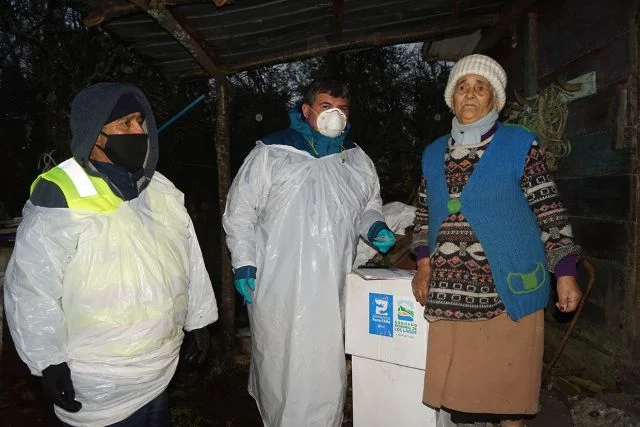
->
411, 54, 582, 426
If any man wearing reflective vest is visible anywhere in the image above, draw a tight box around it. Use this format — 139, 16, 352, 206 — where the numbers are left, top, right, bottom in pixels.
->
4, 82, 218, 426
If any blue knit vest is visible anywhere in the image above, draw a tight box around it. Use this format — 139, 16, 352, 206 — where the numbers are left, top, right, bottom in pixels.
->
422, 122, 549, 320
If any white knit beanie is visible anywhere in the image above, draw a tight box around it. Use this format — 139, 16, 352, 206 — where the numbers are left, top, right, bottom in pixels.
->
444, 54, 507, 112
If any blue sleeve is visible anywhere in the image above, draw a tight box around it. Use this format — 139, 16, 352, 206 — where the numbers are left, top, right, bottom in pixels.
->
30, 179, 68, 208
234, 265, 257, 280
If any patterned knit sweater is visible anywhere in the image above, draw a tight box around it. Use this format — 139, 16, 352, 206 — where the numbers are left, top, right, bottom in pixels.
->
412, 132, 580, 321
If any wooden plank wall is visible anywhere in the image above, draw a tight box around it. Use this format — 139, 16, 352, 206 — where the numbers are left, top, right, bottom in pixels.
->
491, 0, 639, 391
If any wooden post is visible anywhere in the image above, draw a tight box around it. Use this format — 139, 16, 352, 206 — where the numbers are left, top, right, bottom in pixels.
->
628, 0, 640, 382
214, 78, 235, 352
524, 11, 539, 98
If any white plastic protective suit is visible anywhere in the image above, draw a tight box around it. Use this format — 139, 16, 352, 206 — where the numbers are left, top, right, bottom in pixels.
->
223, 141, 385, 427
4, 172, 218, 426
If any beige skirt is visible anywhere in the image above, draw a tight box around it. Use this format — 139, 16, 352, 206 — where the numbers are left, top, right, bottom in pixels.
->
423, 311, 544, 415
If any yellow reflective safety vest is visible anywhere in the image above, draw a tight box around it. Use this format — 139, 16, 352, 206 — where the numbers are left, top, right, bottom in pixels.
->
31, 158, 123, 213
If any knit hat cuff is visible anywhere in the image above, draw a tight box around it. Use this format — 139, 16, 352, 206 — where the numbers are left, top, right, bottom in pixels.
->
444, 54, 507, 112
105, 93, 145, 124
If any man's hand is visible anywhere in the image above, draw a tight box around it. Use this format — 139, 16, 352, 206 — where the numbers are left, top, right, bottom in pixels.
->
234, 265, 257, 304
412, 258, 431, 306
556, 276, 582, 313
372, 229, 396, 254
42, 362, 82, 412
183, 326, 210, 365
368, 221, 396, 254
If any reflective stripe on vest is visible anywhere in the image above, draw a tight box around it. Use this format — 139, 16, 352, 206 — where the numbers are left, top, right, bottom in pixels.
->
59, 158, 98, 197
31, 158, 123, 213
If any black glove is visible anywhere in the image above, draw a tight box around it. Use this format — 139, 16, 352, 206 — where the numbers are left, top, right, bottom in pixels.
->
42, 362, 82, 412
182, 326, 210, 365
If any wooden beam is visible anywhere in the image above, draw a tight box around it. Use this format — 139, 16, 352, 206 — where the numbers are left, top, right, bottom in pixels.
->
452, 0, 462, 20
332, 0, 344, 40
228, 14, 499, 73
474, 0, 541, 53
326, 0, 346, 75
84, 0, 226, 28
523, 11, 539, 97
128, 0, 229, 78
84, 0, 136, 27
214, 77, 235, 352
627, 0, 640, 371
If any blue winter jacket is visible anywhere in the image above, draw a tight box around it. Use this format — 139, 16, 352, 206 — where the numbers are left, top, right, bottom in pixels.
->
261, 107, 355, 156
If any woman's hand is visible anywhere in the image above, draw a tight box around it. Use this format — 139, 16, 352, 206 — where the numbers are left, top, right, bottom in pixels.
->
412, 258, 431, 306
556, 276, 582, 313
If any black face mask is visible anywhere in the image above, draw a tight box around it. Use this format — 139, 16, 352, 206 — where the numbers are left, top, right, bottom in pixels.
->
98, 132, 148, 172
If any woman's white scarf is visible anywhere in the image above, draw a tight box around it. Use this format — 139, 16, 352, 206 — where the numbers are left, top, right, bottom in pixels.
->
451, 109, 499, 146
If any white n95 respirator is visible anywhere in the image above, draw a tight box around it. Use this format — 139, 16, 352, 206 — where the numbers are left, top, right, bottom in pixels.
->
315, 108, 347, 138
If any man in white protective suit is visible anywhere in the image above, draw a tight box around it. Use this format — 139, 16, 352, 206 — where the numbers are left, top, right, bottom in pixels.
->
4, 82, 219, 426
223, 78, 396, 426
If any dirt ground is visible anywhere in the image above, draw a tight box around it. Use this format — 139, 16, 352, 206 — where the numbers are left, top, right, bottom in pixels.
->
0, 320, 615, 427
0, 326, 571, 427
1, 322, 266, 427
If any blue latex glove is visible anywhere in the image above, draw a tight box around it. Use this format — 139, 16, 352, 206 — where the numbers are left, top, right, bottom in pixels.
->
234, 265, 256, 303
368, 221, 396, 254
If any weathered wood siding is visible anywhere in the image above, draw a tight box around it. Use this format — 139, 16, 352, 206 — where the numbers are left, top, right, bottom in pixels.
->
492, 0, 638, 391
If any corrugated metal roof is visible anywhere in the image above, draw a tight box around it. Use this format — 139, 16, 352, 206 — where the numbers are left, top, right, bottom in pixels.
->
422, 30, 482, 61
71, 0, 505, 80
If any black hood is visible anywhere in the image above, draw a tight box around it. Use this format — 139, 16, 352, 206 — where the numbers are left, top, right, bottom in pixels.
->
70, 82, 159, 182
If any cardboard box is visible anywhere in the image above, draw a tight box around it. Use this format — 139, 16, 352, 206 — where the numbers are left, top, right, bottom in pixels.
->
345, 270, 428, 369
352, 356, 437, 426
345, 270, 437, 426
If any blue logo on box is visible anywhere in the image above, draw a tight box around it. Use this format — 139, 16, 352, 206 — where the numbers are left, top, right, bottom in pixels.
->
369, 293, 393, 337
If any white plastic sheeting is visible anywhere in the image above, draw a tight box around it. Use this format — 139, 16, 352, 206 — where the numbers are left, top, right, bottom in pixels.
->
223, 142, 385, 427
353, 201, 417, 267
4, 173, 218, 426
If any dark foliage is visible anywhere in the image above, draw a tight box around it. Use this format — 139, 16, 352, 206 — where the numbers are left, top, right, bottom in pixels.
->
0, 0, 210, 218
